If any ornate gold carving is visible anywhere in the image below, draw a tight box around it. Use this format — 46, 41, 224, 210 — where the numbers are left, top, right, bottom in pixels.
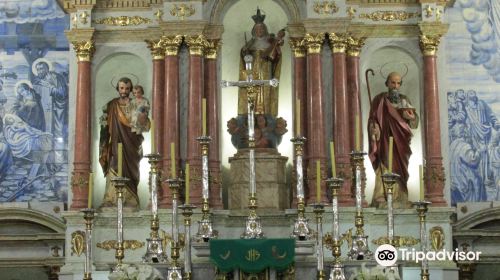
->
79, 11, 89, 25
186, 34, 207, 56
170, 4, 195, 20
347, 6, 356, 19
71, 230, 85, 256
289, 37, 306, 58
145, 39, 165, 60
436, 8, 443, 22
372, 235, 420, 248
323, 232, 343, 251
430, 226, 445, 251
346, 36, 366, 57
162, 35, 183, 56
302, 33, 324, 54
204, 39, 220, 59
313, 1, 339, 15
96, 240, 144, 250
328, 33, 348, 53
154, 9, 164, 22
71, 40, 95, 62
341, 228, 353, 250
93, 16, 151, 26
359, 11, 421, 21
424, 5, 434, 18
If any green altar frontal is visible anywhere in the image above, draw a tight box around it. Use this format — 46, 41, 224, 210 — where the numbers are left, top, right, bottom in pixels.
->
210, 239, 295, 273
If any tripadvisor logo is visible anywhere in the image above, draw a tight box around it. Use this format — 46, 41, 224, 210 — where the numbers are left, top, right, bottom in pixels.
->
375, 244, 398, 267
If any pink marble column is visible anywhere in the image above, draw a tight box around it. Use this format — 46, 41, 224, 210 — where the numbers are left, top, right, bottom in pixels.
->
204, 39, 223, 209
185, 35, 206, 207
160, 35, 182, 208
420, 36, 447, 206
70, 41, 94, 209
304, 34, 328, 204
146, 39, 165, 157
329, 33, 354, 206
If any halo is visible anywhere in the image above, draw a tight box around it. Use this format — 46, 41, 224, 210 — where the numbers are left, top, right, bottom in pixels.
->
14, 79, 33, 93
32, 58, 54, 76
379, 62, 409, 80
110, 73, 140, 90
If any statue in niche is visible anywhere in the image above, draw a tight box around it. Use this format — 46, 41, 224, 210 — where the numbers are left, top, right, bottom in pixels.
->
228, 8, 287, 150
368, 71, 419, 208
99, 77, 150, 209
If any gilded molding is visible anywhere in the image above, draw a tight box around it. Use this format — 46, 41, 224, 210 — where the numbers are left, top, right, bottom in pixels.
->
430, 226, 445, 251
186, 34, 207, 56
204, 39, 221, 59
161, 35, 183, 56
302, 33, 325, 54
313, 1, 339, 15
419, 34, 441, 56
359, 11, 421, 21
346, 36, 366, 56
170, 4, 195, 20
93, 16, 151, 26
71, 40, 95, 62
328, 33, 348, 53
71, 231, 85, 256
145, 38, 165, 60
289, 37, 306, 58
97, 240, 145, 250
372, 235, 420, 248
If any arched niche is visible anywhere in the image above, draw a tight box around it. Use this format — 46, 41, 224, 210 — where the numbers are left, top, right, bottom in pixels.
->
360, 41, 424, 203
0, 208, 65, 234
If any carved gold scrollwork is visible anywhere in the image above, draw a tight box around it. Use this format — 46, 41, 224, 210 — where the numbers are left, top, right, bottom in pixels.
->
371, 235, 420, 248
328, 33, 348, 53
94, 16, 151, 26
154, 9, 163, 22
71, 40, 95, 62
162, 35, 184, 56
430, 226, 445, 251
302, 33, 325, 54
145, 39, 165, 60
186, 34, 207, 56
204, 39, 221, 59
346, 36, 366, 57
289, 37, 306, 58
71, 231, 85, 256
313, 1, 339, 15
359, 11, 421, 21
96, 240, 145, 250
170, 4, 195, 20
79, 11, 89, 25
347, 6, 356, 19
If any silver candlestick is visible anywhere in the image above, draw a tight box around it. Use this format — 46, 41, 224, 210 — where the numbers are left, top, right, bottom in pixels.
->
413, 200, 431, 280
312, 203, 327, 280
327, 177, 346, 280
180, 204, 196, 280
111, 176, 129, 272
348, 151, 372, 260
143, 153, 168, 263
382, 172, 400, 277
165, 178, 183, 279
291, 136, 313, 240
82, 208, 95, 280
195, 136, 218, 242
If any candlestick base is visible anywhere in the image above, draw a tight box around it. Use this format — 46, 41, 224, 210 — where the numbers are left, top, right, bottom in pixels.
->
291, 215, 313, 241
143, 237, 168, 263
241, 195, 264, 239
329, 263, 346, 280
196, 218, 218, 242
167, 266, 183, 280
347, 234, 373, 260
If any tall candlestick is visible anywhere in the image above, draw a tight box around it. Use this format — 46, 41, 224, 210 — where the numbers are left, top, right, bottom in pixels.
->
170, 142, 176, 178
117, 143, 123, 176
388, 137, 393, 173
185, 164, 190, 205
420, 165, 424, 201
88, 172, 93, 209
296, 99, 301, 136
330, 141, 336, 177
316, 161, 321, 203
355, 114, 360, 151
150, 119, 155, 153
202, 98, 207, 136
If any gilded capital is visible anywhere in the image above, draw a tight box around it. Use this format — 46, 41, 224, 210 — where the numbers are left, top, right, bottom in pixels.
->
186, 34, 208, 56
419, 34, 441, 56
162, 35, 183, 56
71, 40, 95, 62
328, 33, 348, 54
145, 39, 165, 60
289, 37, 306, 58
204, 39, 220, 59
346, 36, 366, 57
302, 33, 325, 55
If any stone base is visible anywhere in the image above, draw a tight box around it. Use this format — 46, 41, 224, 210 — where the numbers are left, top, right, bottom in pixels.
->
228, 148, 289, 210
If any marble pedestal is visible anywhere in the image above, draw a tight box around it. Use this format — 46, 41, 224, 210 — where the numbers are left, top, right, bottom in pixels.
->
228, 148, 289, 210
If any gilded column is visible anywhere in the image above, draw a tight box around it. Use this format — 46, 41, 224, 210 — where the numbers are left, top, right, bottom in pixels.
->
419, 32, 447, 206
160, 35, 183, 208
70, 40, 95, 209
303, 33, 327, 204
146, 39, 165, 157
186, 35, 207, 206
204, 39, 223, 209
289, 37, 307, 207
329, 33, 354, 205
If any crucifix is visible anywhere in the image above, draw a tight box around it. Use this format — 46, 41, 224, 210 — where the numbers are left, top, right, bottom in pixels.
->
221, 54, 278, 239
